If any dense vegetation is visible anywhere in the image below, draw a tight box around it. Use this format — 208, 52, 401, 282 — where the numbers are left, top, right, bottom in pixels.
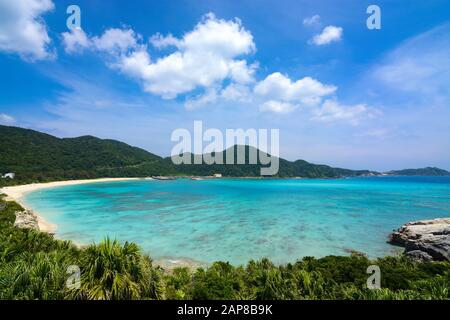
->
167, 145, 374, 178
0, 125, 177, 185
0, 125, 375, 186
1, 195, 449, 300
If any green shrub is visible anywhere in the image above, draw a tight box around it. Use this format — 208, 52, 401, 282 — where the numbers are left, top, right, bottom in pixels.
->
165, 267, 193, 299
69, 238, 163, 300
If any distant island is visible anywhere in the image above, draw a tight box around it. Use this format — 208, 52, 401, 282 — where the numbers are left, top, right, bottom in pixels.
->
385, 167, 450, 176
1, 125, 448, 185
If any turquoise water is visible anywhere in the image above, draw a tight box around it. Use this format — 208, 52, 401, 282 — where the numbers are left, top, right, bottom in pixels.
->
24, 177, 450, 265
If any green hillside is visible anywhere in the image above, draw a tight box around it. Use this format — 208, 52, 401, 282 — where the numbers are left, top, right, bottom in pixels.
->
167, 145, 374, 178
0, 125, 379, 183
0, 125, 176, 183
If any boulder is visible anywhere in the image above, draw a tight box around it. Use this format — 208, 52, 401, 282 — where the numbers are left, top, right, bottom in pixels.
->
389, 218, 450, 262
14, 210, 40, 230
405, 250, 433, 262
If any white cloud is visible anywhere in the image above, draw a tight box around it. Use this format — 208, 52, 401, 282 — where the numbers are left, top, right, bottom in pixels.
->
0, 113, 16, 125
62, 27, 141, 55
57, 12, 373, 124
112, 49, 150, 78
255, 72, 336, 106
149, 33, 181, 49
254, 73, 374, 121
260, 100, 298, 114
303, 15, 320, 26
221, 83, 252, 102
311, 100, 378, 125
0, 0, 54, 60
92, 28, 140, 54
115, 13, 256, 99
181, 13, 255, 57
229, 60, 257, 85
61, 28, 91, 54
311, 25, 343, 46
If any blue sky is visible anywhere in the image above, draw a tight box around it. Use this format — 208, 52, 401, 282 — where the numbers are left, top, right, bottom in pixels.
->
0, 0, 449, 171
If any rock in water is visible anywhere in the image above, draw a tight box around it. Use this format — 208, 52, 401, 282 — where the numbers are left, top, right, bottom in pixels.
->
389, 218, 450, 262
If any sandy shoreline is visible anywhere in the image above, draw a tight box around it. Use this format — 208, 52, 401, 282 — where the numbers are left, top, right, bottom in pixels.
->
1, 178, 142, 233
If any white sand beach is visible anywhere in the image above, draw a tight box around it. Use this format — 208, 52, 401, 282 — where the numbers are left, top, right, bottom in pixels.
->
1, 178, 141, 233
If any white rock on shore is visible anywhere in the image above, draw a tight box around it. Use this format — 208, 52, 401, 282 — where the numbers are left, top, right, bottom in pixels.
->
14, 209, 40, 230
389, 218, 450, 262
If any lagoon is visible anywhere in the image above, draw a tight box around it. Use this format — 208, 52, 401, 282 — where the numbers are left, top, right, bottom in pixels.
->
23, 176, 450, 265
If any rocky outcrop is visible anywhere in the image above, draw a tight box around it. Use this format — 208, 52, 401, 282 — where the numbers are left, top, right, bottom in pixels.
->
14, 210, 40, 230
389, 218, 450, 262
405, 250, 433, 262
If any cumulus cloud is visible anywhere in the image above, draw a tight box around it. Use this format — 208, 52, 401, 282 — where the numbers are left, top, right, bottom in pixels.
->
0, 113, 16, 125
255, 73, 377, 122
254, 72, 336, 107
58, 12, 373, 125
61, 13, 257, 100
114, 13, 257, 99
181, 13, 255, 57
0, 0, 54, 60
92, 28, 140, 54
221, 83, 252, 103
149, 33, 181, 49
311, 25, 343, 45
62, 27, 141, 55
303, 15, 321, 26
61, 28, 91, 54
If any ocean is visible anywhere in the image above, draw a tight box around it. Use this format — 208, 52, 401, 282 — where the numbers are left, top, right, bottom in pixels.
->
23, 176, 450, 265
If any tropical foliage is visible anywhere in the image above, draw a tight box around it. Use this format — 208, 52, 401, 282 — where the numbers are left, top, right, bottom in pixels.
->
0, 125, 177, 185
0, 195, 449, 300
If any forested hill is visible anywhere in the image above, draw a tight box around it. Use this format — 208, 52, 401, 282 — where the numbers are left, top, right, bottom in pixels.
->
166, 146, 375, 178
0, 125, 177, 182
0, 125, 419, 183
386, 167, 450, 176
